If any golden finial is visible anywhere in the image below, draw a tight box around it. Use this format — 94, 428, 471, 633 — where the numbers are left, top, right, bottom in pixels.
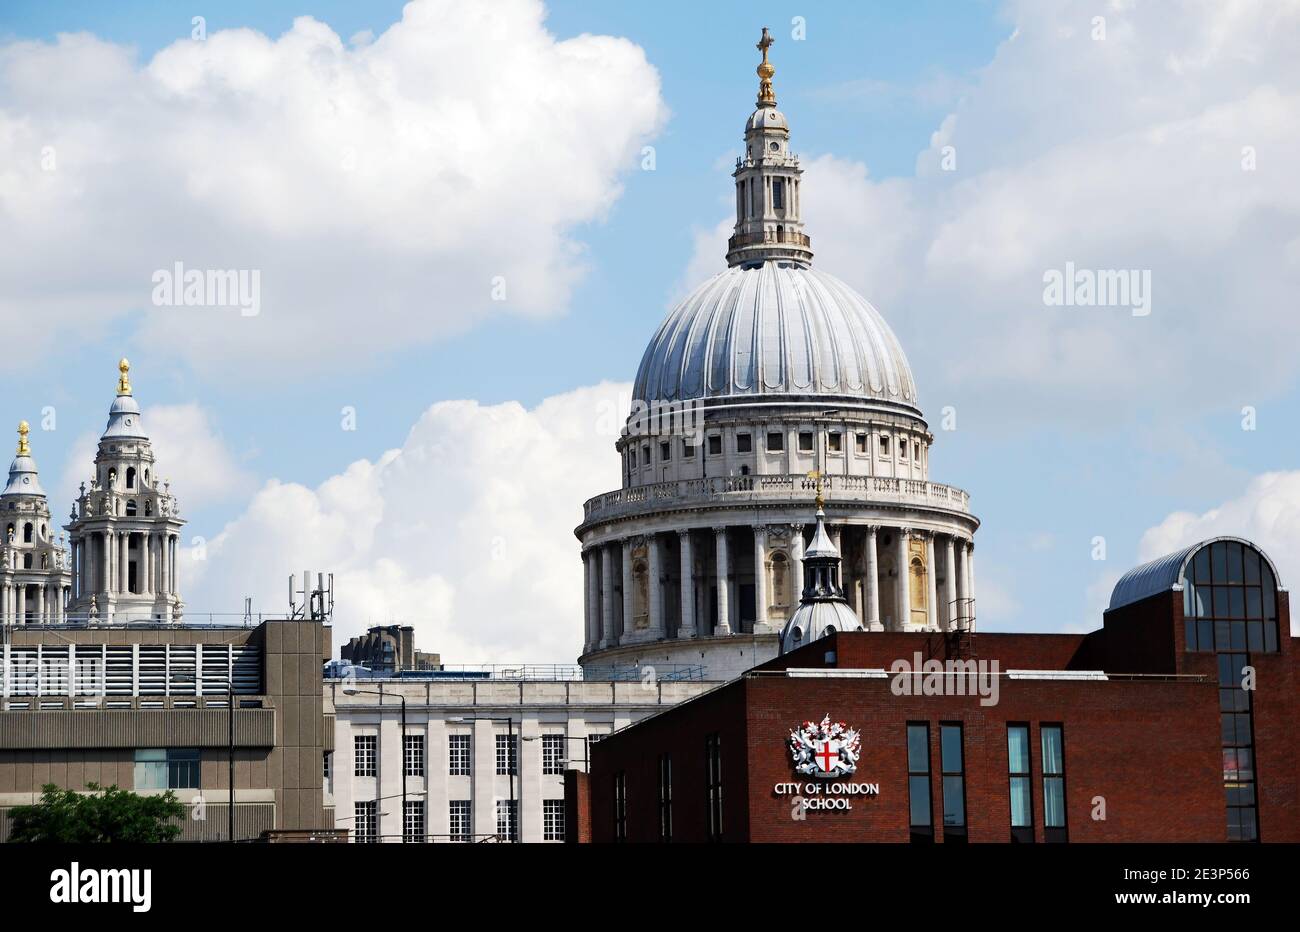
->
756, 26, 776, 106
16, 421, 29, 456
117, 357, 132, 395
807, 469, 825, 511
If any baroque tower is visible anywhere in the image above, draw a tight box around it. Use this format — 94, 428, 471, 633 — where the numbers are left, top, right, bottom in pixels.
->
65, 359, 186, 623
1, 421, 71, 624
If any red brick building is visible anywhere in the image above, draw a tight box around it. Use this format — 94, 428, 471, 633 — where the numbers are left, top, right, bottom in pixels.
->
573, 537, 1296, 843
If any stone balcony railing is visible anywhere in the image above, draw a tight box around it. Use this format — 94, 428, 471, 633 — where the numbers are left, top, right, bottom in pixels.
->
581, 473, 971, 525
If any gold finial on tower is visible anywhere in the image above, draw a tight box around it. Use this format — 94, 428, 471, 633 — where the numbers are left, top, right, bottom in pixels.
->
117, 357, 132, 395
16, 421, 30, 456
756, 26, 776, 106
807, 469, 825, 511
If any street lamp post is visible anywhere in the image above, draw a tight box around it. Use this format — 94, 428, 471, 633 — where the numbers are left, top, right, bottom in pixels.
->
341, 681, 407, 842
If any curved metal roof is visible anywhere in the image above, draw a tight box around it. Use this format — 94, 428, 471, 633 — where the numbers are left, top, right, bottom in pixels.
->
1107, 536, 1286, 611
632, 261, 918, 410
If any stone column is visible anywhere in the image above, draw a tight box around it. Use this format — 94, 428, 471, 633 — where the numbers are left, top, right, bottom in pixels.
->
104, 531, 114, 596
37, 584, 45, 623
600, 545, 616, 647
69, 543, 78, 603
144, 534, 152, 595
714, 527, 731, 636
865, 526, 882, 631
677, 530, 696, 638
119, 532, 128, 594
925, 533, 938, 631
967, 542, 976, 623
647, 533, 664, 638
896, 528, 911, 630
17, 585, 26, 625
944, 536, 957, 631
791, 524, 805, 602
582, 549, 596, 651
752, 526, 768, 633
621, 538, 634, 642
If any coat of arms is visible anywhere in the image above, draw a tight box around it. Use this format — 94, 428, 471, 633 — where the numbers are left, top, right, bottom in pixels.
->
788, 714, 861, 778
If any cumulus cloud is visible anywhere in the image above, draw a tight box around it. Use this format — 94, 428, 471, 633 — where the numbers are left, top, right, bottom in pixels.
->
684, 0, 1300, 423
184, 382, 628, 662
57, 403, 255, 515
0, 0, 667, 377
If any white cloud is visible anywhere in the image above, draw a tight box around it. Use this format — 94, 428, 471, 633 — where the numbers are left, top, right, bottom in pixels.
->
58, 403, 255, 515
0, 0, 667, 377
184, 382, 628, 662
682, 0, 1300, 423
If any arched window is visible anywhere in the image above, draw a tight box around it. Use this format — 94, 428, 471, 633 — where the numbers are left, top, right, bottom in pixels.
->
22, 523, 32, 543
126, 467, 136, 490
144, 469, 150, 486
145, 501, 153, 517
1183, 540, 1279, 653
126, 500, 138, 517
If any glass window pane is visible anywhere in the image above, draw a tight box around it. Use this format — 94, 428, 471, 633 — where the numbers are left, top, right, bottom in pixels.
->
1222, 749, 1238, 780
907, 725, 928, 773
1225, 542, 1244, 583
1229, 589, 1245, 619
1193, 547, 1212, 583
1247, 621, 1263, 652
1264, 622, 1278, 652
1184, 618, 1197, 650
1213, 589, 1229, 619
1244, 548, 1261, 584
1195, 586, 1211, 617
1263, 582, 1275, 619
1239, 808, 1257, 841
908, 775, 931, 826
1183, 585, 1194, 618
940, 725, 962, 773
1043, 777, 1066, 828
1211, 542, 1228, 582
1230, 619, 1246, 649
1214, 619, 1230, 649
1197, 620, 1213, 649
1245, 587, 1262, 619
1237, 749, 1254, 781
1007, 726, 1030, 773
1010, 776, 1032, 827
1041, 726, 1064, 775
942, 776, 965, 826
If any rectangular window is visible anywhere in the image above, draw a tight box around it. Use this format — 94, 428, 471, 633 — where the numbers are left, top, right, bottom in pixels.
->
628, 448, 636, 468
134, 748, 199, 790
940, 723, 967, 842
614, 772, 628, 842
707, 435, 722, 456
879, 435, 891, 455
767, 432, 784, 452
496, 799, 518, 842
900, 439, 909, 460
855, 432, 868, 454
736, 433, 752, 453
403, 800, 426, 843
542, 734, 565, 775
448, 734, 471, 776
706, 733, 723, 842
828, 432, 842, 452
682, 438, 696, 459
448, 800, 472, 842
354, 735, 377, 777
659, 440, 671, 462
773, 178, 785, 210
1007, 724, 1034, 842
798, 431, 814, 453
658, 753, 673, 843
641, 444, 650, 467
1041, 724, 1068, 842
404, 734, 425, 778
906, 723, 933, 843
354, 801, 377, 844
496, 734, 518, 776
543, 800, 566, 842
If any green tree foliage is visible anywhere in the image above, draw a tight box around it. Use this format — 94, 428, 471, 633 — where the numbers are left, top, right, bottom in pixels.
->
9, 783, 184, 843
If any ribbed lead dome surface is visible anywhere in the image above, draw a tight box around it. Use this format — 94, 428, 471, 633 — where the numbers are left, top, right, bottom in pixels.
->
633, 261, 918, 408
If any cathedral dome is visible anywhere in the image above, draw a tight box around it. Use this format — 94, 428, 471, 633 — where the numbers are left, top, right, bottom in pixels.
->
101, 359, 148, 441
632, 261, 918, 410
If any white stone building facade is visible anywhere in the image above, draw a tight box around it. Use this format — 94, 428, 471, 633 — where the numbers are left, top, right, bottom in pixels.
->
576, 31, 980, 680
1, 422, 71, 623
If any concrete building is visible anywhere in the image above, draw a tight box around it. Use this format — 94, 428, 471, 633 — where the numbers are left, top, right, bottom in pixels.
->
577, 29, 978, 681
327, 668, 711, 842
0, 617, 332, 841
341, 625, 441, 673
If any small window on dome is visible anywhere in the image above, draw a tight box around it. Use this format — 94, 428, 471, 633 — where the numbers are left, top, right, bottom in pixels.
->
828, 432, 842, 453
856, 433, 868, 454
642, 444, 650, 466
767, 432, 784, 452
682, 439, 696, 459
879, 436, 890, 456
628, 448, 636, 469
798, 431, 813, 453
707, 435, 722, 456
900, 439, 909, 460
736, 433, 752, 454
791, 626, 803, 643
659, 441, 671, 463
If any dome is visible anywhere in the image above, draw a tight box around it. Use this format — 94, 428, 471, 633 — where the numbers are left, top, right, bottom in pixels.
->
102, 393, 147, 440
782, 600, 863, 653
746, 107, 787, 132
3, 454, 44, 497
633, 261, 918, 409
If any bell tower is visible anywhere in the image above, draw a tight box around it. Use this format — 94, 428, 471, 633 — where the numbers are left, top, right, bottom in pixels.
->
65, 359, 186, 623
726, 26, 814, 268
0, 421, 71, 624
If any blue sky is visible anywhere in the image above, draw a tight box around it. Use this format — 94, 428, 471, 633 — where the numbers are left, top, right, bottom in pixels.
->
1, 0, 1297, 656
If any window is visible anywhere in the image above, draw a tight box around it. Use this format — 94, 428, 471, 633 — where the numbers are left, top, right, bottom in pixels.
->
705, 733, 723, 842
496, 733, 518, 776
900, 439, 909, 460
940, 723, 967, 842
797, 431, 813, 453
736, 433, 752, 453
543, 800, 565, 842
542, 734, 566, 775
855, 432, 868, 454
22, 522, 32, 543
354, 735, 377, 777
658, 753, 673, 843
828, 432, 842, 452
660, 440, 671, 462
614, 772, 628, 842
767, 432, 784, 452
773, 178, 785, 210
126, 467, 136, 489
323, 752, 331, 781
1008, 725, 1033, 843
448, 734, 471, 776
628, 448, 636, 468
906, 723, 932, 843
1041, 725, 1068, 842
134, 748, 200, 790
449, 800, 472, 842
404, 734, 425, 777
404, 800, 426, 843
354, 801, 377, 844
879, 435, 890, 455
641, 444, 650, 467
682, 438, 696, 459
125, 499, 137, 517
707, 435, 722, 455
496, 799, 518, 841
